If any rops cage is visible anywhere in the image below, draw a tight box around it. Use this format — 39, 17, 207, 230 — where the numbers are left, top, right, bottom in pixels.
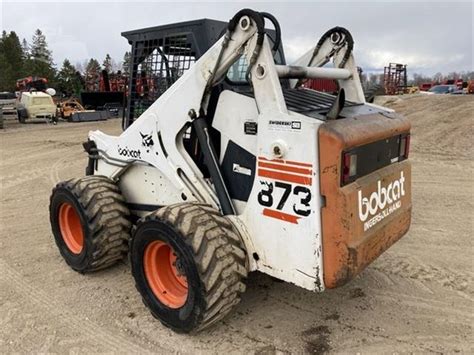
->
121, 19, 228, 129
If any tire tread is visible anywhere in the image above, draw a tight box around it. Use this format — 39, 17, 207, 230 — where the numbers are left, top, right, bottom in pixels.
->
50, 175, 131, 272
134, 203, 247, 332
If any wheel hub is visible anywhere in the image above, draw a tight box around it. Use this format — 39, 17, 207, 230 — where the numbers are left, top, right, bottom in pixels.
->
144, 241, 188, 308
58, 203, 84, 254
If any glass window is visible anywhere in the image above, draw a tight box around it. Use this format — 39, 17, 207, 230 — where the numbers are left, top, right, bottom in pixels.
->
226, 56, 249, 83
226, 35, 285, 84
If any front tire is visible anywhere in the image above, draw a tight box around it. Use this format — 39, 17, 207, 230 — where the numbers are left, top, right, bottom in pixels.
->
49, 176, 131, 272
130, 203, 248, 333
17, 109, 27, 123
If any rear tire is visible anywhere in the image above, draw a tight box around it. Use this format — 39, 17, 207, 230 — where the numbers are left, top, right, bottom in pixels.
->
49, 176, 131, 273
130, 203, 248, 333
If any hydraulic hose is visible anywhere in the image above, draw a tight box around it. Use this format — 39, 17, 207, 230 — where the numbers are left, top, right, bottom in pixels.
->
228, 8, 265, 48
295, 26, 354, 89
228, 8, 265, 76
201, 9, 266, 109
260, 12, 281, 52
312, 26, 354, 68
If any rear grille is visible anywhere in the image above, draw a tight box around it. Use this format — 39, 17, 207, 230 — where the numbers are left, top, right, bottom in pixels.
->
242, 88, 359, 118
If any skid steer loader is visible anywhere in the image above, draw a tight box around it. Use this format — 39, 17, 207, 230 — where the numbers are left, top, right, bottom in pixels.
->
49, 9, 411, 333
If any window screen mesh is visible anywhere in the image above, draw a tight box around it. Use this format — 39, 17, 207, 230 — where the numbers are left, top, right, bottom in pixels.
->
130, 34, 196, 120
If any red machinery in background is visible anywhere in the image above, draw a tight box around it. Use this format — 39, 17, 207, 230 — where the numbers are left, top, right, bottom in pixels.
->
383, 63, 407, 95
16, 76, 48, 92
302, 78, 338, 94
80, 70, 126, 115
98, 70, 128, 93
419, 83, 433, 91
84, 70, 128, 93
302, 66, 364, 95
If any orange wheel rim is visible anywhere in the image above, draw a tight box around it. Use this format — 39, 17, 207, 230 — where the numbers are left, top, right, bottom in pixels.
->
144, 241, 188, 308
58, 203, 84, 254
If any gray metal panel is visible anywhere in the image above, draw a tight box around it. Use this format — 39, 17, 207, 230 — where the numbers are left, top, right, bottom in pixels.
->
122, 19, 227, 58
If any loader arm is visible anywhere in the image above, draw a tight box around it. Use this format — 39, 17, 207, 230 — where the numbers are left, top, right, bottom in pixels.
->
291, 27, 365, 103
87, 9, 297, 219
89, 11, 262, 202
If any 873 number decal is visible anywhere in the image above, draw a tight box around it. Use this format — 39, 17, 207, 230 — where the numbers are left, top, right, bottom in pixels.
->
257, 181, 312, 217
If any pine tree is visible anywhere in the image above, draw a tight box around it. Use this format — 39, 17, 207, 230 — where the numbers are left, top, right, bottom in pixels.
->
0, 54, 11, 91
58, 59, 83, 96
102, 53, 113, 73
30, 29, 52, 63
0, 31, 25, 91
25, 29, 56, 84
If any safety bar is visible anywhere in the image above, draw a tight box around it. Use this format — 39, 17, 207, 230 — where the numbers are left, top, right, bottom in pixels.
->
275, 65, 352, 80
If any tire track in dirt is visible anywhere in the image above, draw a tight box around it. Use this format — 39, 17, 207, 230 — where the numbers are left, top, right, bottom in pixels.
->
2, 167, 52, 190
262, 270, 472, 353
0, 259, 167, 354
372, 254, 473, 298
1, 151, 80, 190
1, 145, 81, 191
49, 151, 76, 185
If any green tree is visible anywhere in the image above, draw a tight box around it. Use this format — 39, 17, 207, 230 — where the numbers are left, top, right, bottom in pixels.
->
0, 31, 25, 91
30, 29, 52, 63
57, 59, 82, 96
102, 53, 113, 73
24, 29, 56, 84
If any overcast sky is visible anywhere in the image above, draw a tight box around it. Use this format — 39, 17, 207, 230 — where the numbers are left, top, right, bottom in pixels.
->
1, 1, 473, 77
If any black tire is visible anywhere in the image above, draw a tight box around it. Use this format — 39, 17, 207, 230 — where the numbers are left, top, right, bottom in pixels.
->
17, 109, 26, 123
49, 175, 131, 273
0, 108, 4, 129
130, 203, 248, 333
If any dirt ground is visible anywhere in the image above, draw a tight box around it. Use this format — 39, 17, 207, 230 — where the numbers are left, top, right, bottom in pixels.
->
1, 95, 473, 354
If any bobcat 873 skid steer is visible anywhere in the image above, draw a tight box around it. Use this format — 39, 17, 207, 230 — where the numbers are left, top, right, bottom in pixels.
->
49, 9, 411, 333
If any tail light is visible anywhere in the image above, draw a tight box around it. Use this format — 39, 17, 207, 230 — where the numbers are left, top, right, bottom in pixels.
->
342, 152, 357, 184
399, 134, 410, 160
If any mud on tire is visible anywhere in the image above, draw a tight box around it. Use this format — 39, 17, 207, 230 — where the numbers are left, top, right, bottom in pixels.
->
49, 175, 131, 273
130, 203, 248, 333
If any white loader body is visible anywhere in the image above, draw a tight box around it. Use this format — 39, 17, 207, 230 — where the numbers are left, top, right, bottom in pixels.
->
87, 14, 410, 292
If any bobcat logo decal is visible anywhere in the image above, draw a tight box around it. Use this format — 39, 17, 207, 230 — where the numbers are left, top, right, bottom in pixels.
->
140, 132, 154, 148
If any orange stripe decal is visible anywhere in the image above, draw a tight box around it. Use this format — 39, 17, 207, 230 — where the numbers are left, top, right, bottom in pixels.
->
258, 157, 312, 168
258, 161, 312, 175
263, 208, 300, 224
258, 168, 312, 185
